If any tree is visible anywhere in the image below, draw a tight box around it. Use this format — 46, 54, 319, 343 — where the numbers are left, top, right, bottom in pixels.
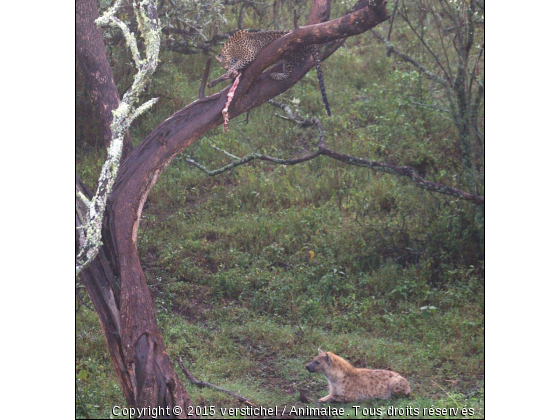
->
76, 0, 133, 157
371, 0, 484, 193
76, 0, 391, 416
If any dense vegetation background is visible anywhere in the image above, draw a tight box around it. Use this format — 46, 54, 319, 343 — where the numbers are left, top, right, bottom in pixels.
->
76, 0, 484, 418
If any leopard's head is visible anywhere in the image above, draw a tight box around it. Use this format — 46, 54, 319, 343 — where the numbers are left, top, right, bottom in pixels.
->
216, 30, 249, 71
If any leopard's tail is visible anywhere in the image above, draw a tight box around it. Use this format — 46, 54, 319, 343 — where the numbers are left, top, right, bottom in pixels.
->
311, 46, 332, 117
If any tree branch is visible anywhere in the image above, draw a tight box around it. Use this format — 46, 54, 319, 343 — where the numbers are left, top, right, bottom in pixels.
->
199, 58, 212, 99
178, 357, 256, 406
370, 29, 449, 86
211, 0, 389, 96
398, 2, 451, 83
76, 0, 161, 276
185, 102, 483, 206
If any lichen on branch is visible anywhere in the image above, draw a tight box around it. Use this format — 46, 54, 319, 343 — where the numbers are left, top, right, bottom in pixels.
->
76, 0, 162, 276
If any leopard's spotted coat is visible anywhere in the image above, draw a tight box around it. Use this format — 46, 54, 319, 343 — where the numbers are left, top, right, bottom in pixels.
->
216, 30, 331, 116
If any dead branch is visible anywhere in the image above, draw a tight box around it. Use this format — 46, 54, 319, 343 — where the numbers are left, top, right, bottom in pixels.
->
398, 2, 452, 84
199, 58, 212, 99
386, 0, 399, 46
185, 102, 484, 206
208, 73, 233, 88
178, 357, 256, 406
370, 29, 448, 86
76, 288, 94, 312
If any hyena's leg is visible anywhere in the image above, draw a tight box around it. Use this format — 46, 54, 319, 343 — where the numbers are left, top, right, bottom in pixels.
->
317, 395, 333, 403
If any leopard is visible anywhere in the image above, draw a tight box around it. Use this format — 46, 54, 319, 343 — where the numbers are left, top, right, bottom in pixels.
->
215, 30, 332, 116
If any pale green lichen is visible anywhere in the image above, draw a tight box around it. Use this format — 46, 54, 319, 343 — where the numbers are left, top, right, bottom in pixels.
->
76, 191, 90, 207
77, 0, 161, 276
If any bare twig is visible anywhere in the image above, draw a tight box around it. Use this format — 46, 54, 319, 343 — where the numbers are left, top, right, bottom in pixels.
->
409, 101, 450, 113
370, 30, 448, 86
178, 357, 256, 406
237, 1, 247, 29
208, 72, 233, 88
185, 102, 484, 205
199, 58, 212, 99
398, 3, 452, 84
386, 0, 400, 47
186, 148, 323, 176
428, 3, 453, 76
76, 288, 94, 312
469, 41, 485, 93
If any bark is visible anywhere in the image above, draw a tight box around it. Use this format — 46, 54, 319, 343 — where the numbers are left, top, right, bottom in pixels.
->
78, 175, 194, 417
76, 0, 133, 158
76, 177, 132, 403
79, 0, 389, 417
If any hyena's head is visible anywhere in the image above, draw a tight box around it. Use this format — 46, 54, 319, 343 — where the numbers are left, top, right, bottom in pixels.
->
305, 348, 332, 373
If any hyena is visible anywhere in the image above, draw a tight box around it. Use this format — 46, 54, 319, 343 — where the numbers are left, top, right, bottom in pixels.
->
305, 349, 411, 402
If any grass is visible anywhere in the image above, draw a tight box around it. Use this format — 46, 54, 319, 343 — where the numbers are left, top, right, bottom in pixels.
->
77, 285, 484, 418
76, 25, 484, 419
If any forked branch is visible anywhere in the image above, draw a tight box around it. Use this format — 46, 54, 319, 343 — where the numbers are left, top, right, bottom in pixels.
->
186, 102, 484, 206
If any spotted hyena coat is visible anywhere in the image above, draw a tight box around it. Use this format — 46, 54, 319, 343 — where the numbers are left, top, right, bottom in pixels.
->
305, 349, 411, 402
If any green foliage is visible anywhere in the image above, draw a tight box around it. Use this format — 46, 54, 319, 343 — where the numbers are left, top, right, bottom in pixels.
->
76, 309, 126, 419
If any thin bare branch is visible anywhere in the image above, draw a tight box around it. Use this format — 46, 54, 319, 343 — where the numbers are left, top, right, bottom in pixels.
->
398, 3, 452, 84
409, 101, 450, 113
428, 3, 453, 76
199, 58, 212, 99
185, 103, 483, 206
370, 30, 449, 86
178, 357, 256, 406
76, 289, 94, 312
469, 41, 485, 94
186, 147, 323, 176
386, 0, 400, 44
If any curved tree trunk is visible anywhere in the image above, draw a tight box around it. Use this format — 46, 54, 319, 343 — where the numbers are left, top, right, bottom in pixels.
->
77, 172, 194, 414
76, 177, 134, 403
79, 0, 389, 417
76, 0, 133, 158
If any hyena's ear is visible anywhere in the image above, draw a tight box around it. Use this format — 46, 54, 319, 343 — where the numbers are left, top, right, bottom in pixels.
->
318, 347, 323, 355
325, 352, 331, 364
